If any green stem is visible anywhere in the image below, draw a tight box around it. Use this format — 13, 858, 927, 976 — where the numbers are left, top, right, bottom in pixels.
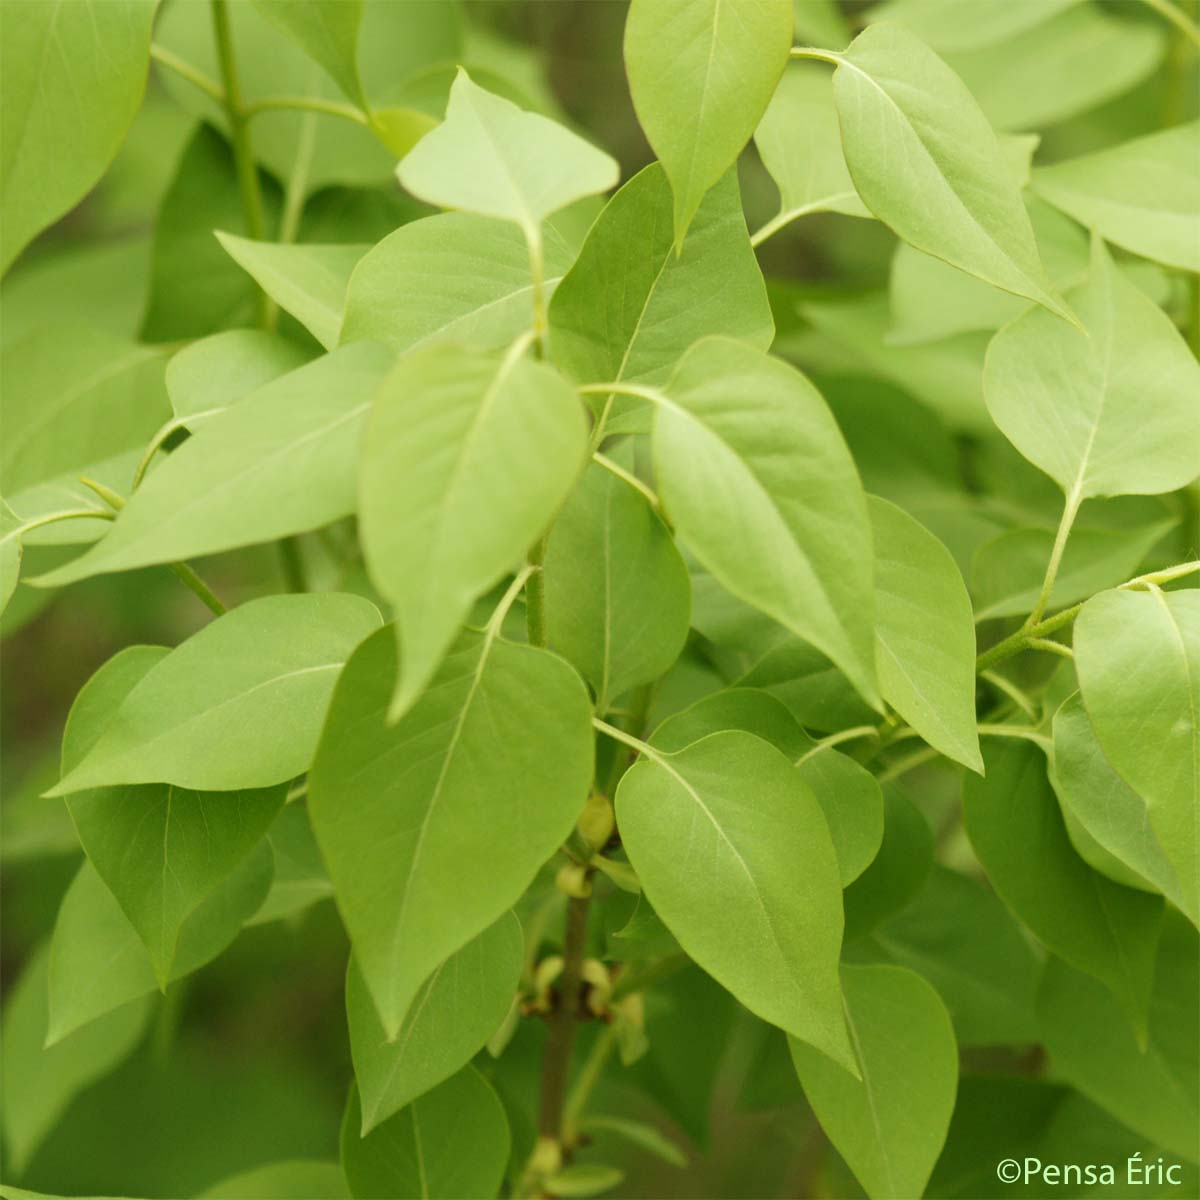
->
1027, 637, 1073, 660
9, 508, 115, 540
611, 952, 689, 1001
592, 453, 660, 510
488, 563, 537, 635
977, 724, 1053, 752
277, 536, 307, 593
1027, 489, 1080, 626
1140, 0, 1200, 49
750, 198, 857, 248
794, 724, 878, 766
211, 0, 269, 323
150, 44, 225, 103
169, 561, 227, 616
592, 717, 653, 760
525, 537, 549, 647
243, 94, 370, 125
527, 225, 548, 355
790, 45, 844, 66
563, 1024, 618, 1145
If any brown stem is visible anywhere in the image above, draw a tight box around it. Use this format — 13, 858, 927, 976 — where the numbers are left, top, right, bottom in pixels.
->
537, 894, 591, 1143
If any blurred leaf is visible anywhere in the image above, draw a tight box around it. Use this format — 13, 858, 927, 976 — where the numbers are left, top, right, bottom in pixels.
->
544, 1164, 625, 1197
198, 1160, 349, 1199
616, 730, 855, 1071
309, 626, 592, 1038
0, 0, 156, 273
984, 237, 1200, 501
1033, 120, 1200, 273
33, 343, 392, 584
580, 1115, 687, 1169
545, 461, 690, 711
864, 0, 1080, 52
48, 594, 382, 794
347, 913, 522, 1133
624, 0, 792, 246
250, 0, 366, 107
217, 234, 368, 349
247, 802, 334, 926
963, 739, 1163, 1037
359, 343, 587, 717
791, 964, 958, 1200
340, 1071, 509, 1199
0, 945, 151, 1175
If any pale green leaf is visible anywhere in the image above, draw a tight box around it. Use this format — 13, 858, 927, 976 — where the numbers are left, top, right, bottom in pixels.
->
945, 5, 1165, 134
624, 0, 793, 246
250, 0, 365, 106
791, 0, 850, 48
963, 739, 1163, 1036
790, 963, 958, 1200
309, 626, 592, 1037
545, 461, 690, 710
615, 730, 856, 1071
342, 213, 574, 354
1032, 121, 1200, 273
828, 23, 1072, 322
217, 233, 369, 349
247, 803, 335, 926
199, 1160, 349, 1200
360, 342, 587, 718
753, 66, 871, 225
48, 593, 382, 794
348, 912, 522, 1133
1037, 913, 1198, 1161
0, 945, 151, 1174
0, 0, 156, 273
870, 497, 981, 773
62, 646, 284, 984
166, 329, 311, 423
873, 865, 1041, 1047
396, 69, 617, 240
47, 848, 272, 1044
863, 0, 1080, 52
1052, 693, 1186, 912
984, 237, 1200, 500
1075, 588, 1200, 926
340, 1070, 510, 1199
32, 342, 392, 587
654, 336, 879, 708
650, 686, 808, 760
548, 165, 774, 416
1, 327, 169, 546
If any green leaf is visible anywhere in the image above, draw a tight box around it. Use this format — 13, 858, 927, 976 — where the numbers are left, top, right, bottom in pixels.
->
1074, 588, 1200, 926
624, 0, 793, 246
654, 336, 879, 708
944, 4, 1165, 134
199, 1160, 350, 1200
348, 912, 522, 1133
47, 848, 272, 1044
828, 23, 1072, 323
963, 739, 1163, 1036
250, 0, 366, 107
342, 214, 574, 355
872, 864, 1041, 1047
48, 593, 382, 794
795, 737, 885, 887
843, 787, 933, 942
360, 342, 587, 717
1032, 121, 1200, 273
0, 0, 156, 273
790, 963, 958, 1200
166, 330, 311, 423
971, 506, 1177, 621
650, 686, 808, 759
396, 69, 617, 241
2, 327, 168, 546
217, 233, 369, 350
545, 460, 690, 710
791, 0, 851, 48
1052, 693, 1186, 913
544, 1165, 625, 1198
309, 625, 592, 1037
863, 0, 1080, 52
869, 497, 981, 773
753, 66, 871, 225
1, 498, 23, 616
1036, 913, 1199, 1161
984, 236, 1200, 501
140, 126, 282, 343
580, 1115, 688, 1168
61, 646, 284, 984
0, 945, 151, 1174
247, 803, 335, 926
615, 730, 856, 1071
32, 342, 392, 586
340, 1070, 510, 1200
548, 165, 774, 417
